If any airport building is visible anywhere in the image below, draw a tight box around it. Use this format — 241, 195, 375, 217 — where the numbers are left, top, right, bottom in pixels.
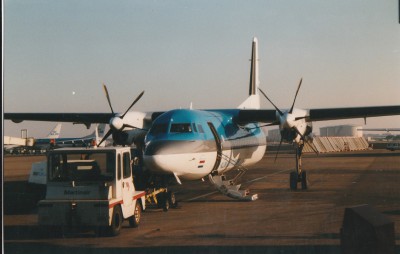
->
319, 125, 363, 137
267, 125, 369, 153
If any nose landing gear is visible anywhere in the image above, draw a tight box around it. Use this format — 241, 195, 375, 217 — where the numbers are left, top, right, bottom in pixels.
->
290, 143, 308, 191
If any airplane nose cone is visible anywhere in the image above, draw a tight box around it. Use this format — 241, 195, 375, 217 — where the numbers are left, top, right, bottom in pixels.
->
110, 117, 123, 130
143, 139, 201, 175
145, 140, 174, 156
143, 140, 174, 174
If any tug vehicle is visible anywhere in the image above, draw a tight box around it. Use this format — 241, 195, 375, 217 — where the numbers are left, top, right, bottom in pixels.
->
38, 146, 146, 236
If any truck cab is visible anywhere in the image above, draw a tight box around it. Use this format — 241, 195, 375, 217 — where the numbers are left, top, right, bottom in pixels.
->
38, 146, 146, 236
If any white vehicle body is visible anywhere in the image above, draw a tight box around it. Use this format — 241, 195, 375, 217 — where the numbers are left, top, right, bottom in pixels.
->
38, 146, 146, 236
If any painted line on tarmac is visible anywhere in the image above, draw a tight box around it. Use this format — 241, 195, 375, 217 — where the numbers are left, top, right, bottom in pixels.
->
245, 168, 293, 184
185, 168, 293, 202
185, 191, 219, 202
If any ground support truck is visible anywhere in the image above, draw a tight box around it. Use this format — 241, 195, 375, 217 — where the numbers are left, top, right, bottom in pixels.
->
38, 146, 146, 236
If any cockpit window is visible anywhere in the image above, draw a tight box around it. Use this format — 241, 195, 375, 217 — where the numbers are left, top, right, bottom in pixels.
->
192, 123, 197, 132
170, 123, 192, 133
197, 124, 205, 133
149, 124, 168, 135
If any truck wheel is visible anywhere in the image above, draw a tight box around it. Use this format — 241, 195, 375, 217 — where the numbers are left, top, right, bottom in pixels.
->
168, 191, 178, 208
109, 205, 123, 236
128, 202, 141, 228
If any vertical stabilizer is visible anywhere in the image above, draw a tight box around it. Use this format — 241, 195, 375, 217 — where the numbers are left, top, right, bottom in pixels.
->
96, 124, 106, 147
238, 37, 260, 109
46, 123, 62, 139
97, 124, 106, 137
84, 124, 107, 146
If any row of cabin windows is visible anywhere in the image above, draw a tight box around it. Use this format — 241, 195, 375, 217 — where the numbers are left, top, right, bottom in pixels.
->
150, 123, 205, 135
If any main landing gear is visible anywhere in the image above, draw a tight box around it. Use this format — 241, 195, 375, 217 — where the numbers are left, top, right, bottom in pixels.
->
290, 142, 308, 191
145, 188, 178, 212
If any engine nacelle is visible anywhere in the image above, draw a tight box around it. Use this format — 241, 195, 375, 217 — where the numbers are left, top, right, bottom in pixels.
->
112, 129, 147, 146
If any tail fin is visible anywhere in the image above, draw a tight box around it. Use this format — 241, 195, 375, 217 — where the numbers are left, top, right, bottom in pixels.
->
238, 37, 260, 109
46, 123, 62, 138
97, 124, 106, 137
96, 124, 106, 147
83, 124, 107, 146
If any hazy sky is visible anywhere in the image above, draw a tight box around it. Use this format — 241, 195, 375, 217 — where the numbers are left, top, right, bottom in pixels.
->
3, 0, 400, 138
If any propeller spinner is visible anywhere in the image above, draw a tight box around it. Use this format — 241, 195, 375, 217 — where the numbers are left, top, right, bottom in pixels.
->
98, 84, 144, 147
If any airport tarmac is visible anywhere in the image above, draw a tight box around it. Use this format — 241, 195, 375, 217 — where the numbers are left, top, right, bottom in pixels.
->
3, 149, 400, 254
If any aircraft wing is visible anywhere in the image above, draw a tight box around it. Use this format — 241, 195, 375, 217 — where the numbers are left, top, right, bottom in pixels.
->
4, 111, 165, 128
305, 105, 400, 122
237, 105, 400, 124
4, 113, 115, 125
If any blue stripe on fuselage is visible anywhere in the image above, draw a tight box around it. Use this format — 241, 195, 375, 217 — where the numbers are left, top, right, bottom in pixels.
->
144, 109, 266, 155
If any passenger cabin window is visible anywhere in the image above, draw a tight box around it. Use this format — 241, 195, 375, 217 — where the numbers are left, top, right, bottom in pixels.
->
170, 123, 192, 133
123, 152, 131, 178
192, 123, 197, 132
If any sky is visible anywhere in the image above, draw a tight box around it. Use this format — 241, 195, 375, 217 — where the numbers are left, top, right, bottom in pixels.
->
3, 0, 400, 138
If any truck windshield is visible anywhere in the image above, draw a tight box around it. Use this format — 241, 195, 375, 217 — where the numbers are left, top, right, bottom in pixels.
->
48, 151, 115, 182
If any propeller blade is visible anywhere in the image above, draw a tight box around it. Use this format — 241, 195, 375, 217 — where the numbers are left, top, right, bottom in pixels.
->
97, 129, 113, 147
274, 136, 284, 163
121, 91, 145, 118
122, 124, 149, 131
258, 88, 284, 116
307, 140, 319, 155
295, 116, 308, 121
123, 124, 136, 129
293, 126, 305, 140
245, 120, 281, 130
293, 127, 319, 155
289, 78, 302, 114
265, 120, 281, 127
103, 83, 115, 114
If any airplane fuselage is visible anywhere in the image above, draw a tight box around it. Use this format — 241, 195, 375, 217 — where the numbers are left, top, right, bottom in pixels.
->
143, 109, 267, 181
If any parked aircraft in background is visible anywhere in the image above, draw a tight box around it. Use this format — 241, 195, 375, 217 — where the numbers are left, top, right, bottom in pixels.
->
5, 38, 400, 200
43, 123, 107, 148
4, 123, 62, 154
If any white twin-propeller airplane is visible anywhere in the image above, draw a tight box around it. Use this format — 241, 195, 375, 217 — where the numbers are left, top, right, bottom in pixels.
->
5, 37, 400, 201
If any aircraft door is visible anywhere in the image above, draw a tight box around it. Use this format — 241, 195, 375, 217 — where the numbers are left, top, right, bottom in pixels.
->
207, 122, 222, 175
121, 152, 134, 211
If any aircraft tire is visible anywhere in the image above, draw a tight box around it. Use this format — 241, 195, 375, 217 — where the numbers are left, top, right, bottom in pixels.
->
168, 191, 178, 208
290, 171, 298, 191
128, 202, 142, 228
301, 171, 308, 190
